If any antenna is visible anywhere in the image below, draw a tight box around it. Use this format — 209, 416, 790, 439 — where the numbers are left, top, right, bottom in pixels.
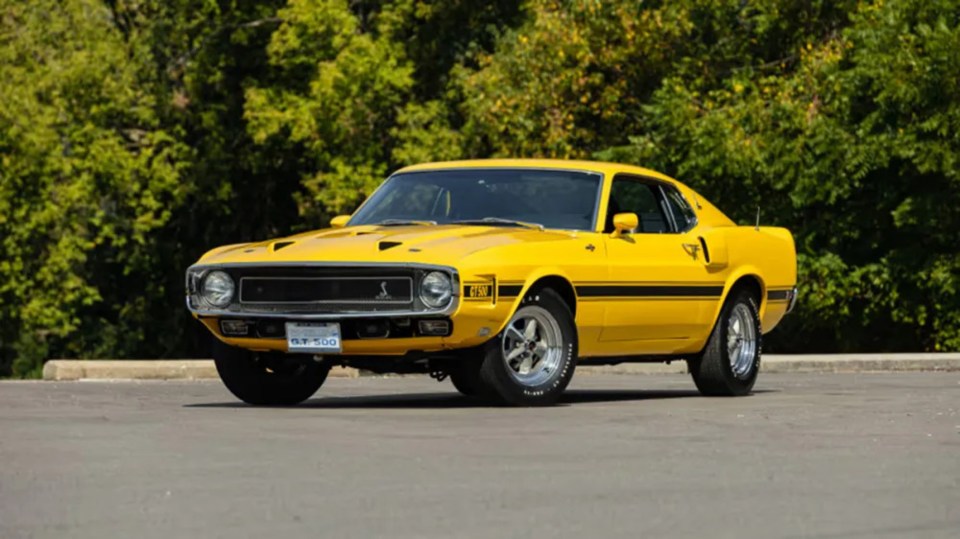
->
755, 206, 760, 230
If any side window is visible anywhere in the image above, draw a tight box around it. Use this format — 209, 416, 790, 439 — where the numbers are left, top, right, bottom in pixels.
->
662, 185, 698, 232
605, 179, 671, 233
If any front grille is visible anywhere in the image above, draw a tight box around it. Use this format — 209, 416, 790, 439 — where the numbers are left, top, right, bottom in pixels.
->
240, 276, 413, 305
188, 264, 458, 317
215, 266, 431, 315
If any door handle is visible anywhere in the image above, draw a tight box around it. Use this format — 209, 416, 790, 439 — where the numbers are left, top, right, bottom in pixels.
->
682, 243, 700, 259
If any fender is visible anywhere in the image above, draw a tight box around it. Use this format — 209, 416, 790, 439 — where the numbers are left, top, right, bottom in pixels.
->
489, 267, 578, 337
197, 243, 252, 263
712, 264, 768, 331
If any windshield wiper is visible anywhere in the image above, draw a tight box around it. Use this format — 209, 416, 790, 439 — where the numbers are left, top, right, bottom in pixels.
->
375, 219, 437, 226
452, 217, 544, 230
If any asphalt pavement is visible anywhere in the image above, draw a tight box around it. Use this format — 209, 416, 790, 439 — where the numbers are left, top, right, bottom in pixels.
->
1, 373, 958, 539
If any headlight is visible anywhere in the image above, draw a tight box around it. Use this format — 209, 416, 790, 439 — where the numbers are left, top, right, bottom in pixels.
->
200, 270, 235, 308
419, 271, 452, 309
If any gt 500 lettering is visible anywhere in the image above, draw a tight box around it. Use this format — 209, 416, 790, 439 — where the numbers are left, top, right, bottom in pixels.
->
290, 337, 338, 347
467, 284, 491, 299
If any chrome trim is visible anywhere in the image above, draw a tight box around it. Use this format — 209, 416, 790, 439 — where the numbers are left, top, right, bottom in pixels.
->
352, 167, 606, 233
186, 262, 459, 319
588, 172, 605, 232
185, 297, 458, 320
728, 302, 758, 379
786, 286, 798, 314
189, 261, 459, 272
395, 165, 604, 175
239, 276, 414, 305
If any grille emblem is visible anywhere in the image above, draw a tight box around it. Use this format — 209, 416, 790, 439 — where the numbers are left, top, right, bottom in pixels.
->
375, 281, 392, 301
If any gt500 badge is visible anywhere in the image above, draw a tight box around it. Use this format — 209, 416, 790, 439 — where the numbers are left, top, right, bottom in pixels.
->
465, 282, 493, 300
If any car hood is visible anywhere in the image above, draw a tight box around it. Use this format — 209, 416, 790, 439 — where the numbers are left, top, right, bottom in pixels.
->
195, 224, 580, 268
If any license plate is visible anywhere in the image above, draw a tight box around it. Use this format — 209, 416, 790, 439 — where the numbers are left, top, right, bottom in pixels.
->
285, 322, 342, 354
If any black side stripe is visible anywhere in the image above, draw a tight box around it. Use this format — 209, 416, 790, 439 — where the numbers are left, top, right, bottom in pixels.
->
767, 290, 790, 301
498, 285, 523, 298
575, 285, 723, 298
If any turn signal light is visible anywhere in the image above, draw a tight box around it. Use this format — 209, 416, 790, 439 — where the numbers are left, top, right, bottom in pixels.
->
417, 319, 451, 336
220, 319, 251, 336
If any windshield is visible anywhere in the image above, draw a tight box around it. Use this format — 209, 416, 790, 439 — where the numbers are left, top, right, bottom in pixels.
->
349, 169, 602, 231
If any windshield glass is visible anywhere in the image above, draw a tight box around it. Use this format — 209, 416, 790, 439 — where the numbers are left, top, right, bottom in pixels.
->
349, 169, 602, 231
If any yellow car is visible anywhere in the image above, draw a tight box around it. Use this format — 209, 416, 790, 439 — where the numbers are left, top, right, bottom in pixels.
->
186, 159, 797, 406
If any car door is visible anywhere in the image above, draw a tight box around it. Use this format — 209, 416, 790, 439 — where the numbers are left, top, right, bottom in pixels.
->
596, 175, 721, 352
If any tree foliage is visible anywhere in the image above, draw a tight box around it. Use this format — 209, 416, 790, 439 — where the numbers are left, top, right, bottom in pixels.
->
1, 0, 958, 376
0, 0, 190, 375
602, 0, 960, 351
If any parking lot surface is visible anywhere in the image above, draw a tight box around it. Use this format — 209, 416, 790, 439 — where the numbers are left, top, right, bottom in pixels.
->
1, 373, 958, 539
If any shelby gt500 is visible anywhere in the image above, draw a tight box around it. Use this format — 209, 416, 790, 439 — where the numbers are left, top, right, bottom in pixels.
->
186, 159, 797, 406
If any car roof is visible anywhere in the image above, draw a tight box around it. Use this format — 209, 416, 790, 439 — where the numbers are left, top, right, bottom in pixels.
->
393, 159, 736, 227
394, 158, 677, 185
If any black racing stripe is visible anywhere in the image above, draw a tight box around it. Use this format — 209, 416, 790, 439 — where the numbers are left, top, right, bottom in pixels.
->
498, 285, 523, 298
575, 285, 723, 298
767, 290, 790, 301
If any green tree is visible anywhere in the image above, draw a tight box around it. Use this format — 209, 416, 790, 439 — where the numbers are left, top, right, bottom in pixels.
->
442, 0, 959, 351
603, 0, 960, 351
2, 0, 958, 378
0, 0, 190, 376
243, 0, 415, 223
241, 0, 522, 222
123, 0, 305, 358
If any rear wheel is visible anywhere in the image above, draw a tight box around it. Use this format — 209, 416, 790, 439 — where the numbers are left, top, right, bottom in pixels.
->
213, 340, 329, 405
479, 289, 577, 406
689, 290, 761, 396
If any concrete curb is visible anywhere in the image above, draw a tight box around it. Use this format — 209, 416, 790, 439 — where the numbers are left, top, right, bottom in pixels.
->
579, 354, 960, 375
42, 360, 359, 381
41, 354, 960, 381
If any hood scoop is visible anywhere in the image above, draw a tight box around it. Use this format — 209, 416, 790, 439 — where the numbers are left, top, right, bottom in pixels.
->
271, 241, 295, 252
314, 230, 353, 238
378, 241, 403, 251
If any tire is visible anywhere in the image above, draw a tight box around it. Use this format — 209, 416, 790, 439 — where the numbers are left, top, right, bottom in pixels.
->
479, 288, 578, 406
212, 339, 329, 405
689, 289, 762, 396
448, 360, 486, 397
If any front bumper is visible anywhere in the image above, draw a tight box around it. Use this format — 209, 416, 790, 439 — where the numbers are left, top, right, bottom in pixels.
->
196, 291, 519, 356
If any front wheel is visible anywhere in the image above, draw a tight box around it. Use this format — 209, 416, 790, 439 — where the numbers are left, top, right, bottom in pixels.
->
447, 354, 488, 397
688, 290, 762, 396
213, 340, 329, 405
479, 289, 578, 406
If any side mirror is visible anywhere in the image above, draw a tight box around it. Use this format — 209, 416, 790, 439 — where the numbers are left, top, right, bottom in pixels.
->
611, 213, 638, 237
698, 228, 729, 269
330, 215, 351, 228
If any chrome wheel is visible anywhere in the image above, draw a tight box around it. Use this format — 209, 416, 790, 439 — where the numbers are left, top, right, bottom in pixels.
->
501, 305, 564, 387
727, 303, 758, 379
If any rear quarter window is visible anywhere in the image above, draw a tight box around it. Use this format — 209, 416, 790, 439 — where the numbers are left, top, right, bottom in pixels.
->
663, 185, 698, 232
